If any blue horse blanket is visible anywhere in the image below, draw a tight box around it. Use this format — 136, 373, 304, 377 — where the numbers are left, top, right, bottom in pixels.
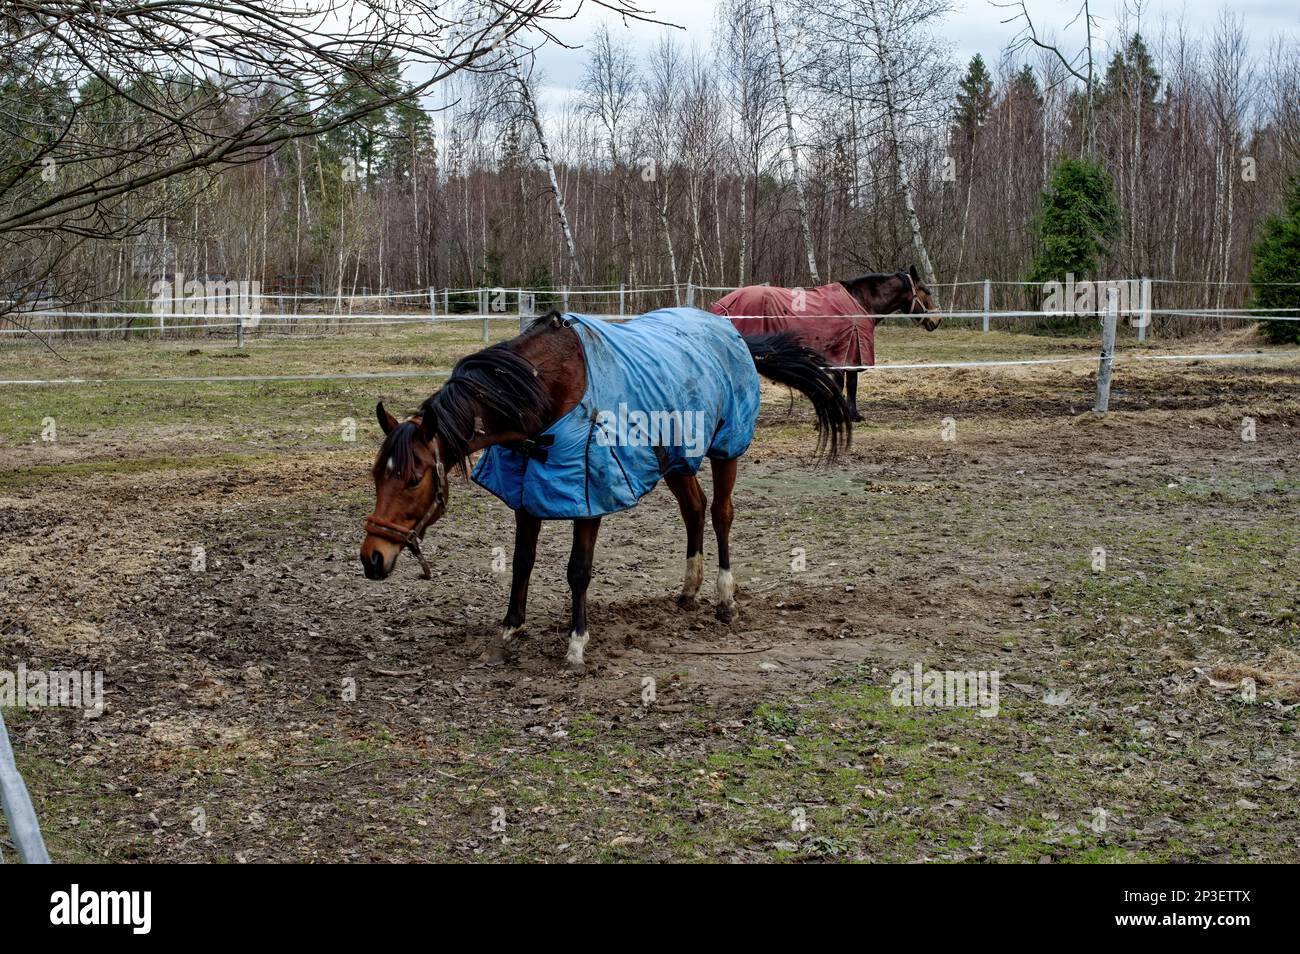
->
472, 308, 760, 519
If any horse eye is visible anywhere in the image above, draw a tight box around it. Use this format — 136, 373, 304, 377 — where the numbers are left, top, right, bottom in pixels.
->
406, 473, 423, 489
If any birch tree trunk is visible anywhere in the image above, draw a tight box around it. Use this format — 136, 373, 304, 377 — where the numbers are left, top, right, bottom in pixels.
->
767, 0, 821, 284
882, 68, 937, 287
738, 174, 748, 286
516, 66, 583, 283
654, 175, 681, 304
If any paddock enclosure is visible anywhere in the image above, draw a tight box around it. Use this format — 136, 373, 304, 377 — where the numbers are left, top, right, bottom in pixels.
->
1, 318, 1298, 863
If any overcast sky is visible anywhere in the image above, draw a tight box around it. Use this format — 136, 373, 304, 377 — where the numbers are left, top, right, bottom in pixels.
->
528, 0, 1298, 99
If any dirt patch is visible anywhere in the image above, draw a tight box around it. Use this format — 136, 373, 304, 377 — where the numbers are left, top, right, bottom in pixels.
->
2, 348, 1298, 862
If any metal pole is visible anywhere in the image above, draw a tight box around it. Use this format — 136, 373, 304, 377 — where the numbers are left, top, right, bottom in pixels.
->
982, 279, 991, 333
0, 708, 51, 863
443, 288, 450, 316
562, 285, 569, 312
479, 288, 489, 343
619, 282, 625, 318
686, 281, 695, 308
429, 287, 436, 321
1094, 286, 1118, 415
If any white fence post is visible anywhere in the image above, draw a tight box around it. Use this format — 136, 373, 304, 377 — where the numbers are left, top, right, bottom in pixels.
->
0, 708, 51, 863
686, 281, 695, 308
619, 282, 625, 318
1094, 286, 1119, 415
1139, 277, 1151, 342
562, 285, 569, 312
982, 279, 991, 333
429, 287, 436, 321
479, 288, 490, 343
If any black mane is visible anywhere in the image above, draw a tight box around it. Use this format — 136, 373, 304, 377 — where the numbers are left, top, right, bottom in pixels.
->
417, 343, 551, 473
377, 420, 421, 481
843, 271, 904, 292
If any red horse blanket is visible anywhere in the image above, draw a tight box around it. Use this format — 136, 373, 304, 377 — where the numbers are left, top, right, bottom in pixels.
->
709, 283, 875, 368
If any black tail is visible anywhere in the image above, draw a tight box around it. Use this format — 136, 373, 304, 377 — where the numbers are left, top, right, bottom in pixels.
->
743, 333, 852, 461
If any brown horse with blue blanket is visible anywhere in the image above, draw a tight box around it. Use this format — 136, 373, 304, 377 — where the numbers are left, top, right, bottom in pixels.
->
360, 308, 851, 674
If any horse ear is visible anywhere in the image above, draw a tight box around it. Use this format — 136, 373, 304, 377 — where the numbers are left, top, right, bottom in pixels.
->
909, 264, 920, 281
376, 400, 398, 435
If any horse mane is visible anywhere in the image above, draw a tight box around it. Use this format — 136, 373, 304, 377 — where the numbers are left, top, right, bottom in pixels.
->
842, 271, 906, 292
417, 343, 551, 474
377, 420, 422, 481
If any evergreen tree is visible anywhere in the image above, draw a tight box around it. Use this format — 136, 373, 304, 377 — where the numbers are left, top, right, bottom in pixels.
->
322, 57, 410, 186
1028, 157, 1120, 284
952, 54, 993, 141
1249, 177, 1300, 345
1007, 64, 1041, 107
1097, 33, 1161, 112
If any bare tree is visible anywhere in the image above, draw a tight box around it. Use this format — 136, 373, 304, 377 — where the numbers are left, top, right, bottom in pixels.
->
512, 58, 584, 283
581, 25, 641, 285
997, 0, 1101, 155
767, 0, 821, 283
813, 0, 953, 286
0, 0, 654, 325
7, 3, 1297, 328
716, 0, 779, 285
643, 35, 684, 301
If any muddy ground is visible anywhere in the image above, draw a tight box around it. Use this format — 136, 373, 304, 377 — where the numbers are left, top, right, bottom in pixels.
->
1, 326, 1297, 862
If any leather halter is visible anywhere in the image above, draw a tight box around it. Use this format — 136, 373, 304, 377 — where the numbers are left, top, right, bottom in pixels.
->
363, 440, 447, 580
905, 272, 940, 328
906, 272, 925, 316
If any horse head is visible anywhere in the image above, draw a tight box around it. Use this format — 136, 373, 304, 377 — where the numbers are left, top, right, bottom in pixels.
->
360, 400, 450, 580
902, 265, 942, 331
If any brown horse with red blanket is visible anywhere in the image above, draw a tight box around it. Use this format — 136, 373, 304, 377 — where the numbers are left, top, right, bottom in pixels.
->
710, 266, 941, 420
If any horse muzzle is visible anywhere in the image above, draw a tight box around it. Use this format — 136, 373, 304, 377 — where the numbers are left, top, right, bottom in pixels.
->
919, 313, 942, 332
360, 543, 396, 580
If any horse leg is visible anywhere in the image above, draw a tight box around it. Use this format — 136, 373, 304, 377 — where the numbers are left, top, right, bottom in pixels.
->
710, 457, 739, 622
846, 371, 863, 422
482, 509, 541, 665
563, 517, 602, 674
665, 472, 707, 608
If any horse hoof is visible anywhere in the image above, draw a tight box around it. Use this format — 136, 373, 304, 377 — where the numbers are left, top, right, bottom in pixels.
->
561, 660, 586, 676
676, 594, 699, 610
715, 603, 738, 623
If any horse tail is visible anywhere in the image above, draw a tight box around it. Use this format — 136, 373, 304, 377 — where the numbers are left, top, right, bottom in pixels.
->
742, 332, 852, 461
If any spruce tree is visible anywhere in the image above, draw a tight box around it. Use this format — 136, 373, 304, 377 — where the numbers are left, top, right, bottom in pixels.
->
953, 54, 994, 140
1249, 177, 1300, 345
1028, 157, 1120, 285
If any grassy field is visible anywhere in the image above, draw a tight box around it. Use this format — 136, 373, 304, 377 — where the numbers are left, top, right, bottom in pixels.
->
2, 321, 1298, 862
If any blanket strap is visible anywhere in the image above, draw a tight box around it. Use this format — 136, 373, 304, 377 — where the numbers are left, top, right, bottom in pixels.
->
513, 433, 556, 463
